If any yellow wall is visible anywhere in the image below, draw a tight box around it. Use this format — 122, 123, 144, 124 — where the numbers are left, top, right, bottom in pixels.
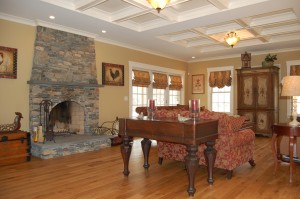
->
0, 19, 187, 131
188, 50, 300, 123
1, 19, 299, 131
0, 20, 35, 130
95, 42, 188, 123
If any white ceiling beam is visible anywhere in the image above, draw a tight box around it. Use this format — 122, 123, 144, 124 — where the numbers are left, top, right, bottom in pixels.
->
75, 0, 107, 11
207, 0, 230, 10
235, 19, 269, 43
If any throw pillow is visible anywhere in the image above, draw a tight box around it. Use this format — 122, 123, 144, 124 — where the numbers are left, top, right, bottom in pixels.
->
229, 116, 246, 132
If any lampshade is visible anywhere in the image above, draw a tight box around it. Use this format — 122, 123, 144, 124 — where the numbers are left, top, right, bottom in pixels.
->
281, 76, 300, 96
225, 32, 240, 48
147, 0, 170, 13
281, 76, 300, 126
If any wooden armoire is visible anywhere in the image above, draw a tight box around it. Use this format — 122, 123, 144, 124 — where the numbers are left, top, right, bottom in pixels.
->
236, 66, 280, 136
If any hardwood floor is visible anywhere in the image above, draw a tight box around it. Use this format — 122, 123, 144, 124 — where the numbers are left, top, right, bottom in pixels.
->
1, 136, 300, 199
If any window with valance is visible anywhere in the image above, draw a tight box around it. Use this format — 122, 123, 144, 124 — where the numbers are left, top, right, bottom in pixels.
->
169, 75, 182, 90
132, 69, 151, 87
290, 65, 300, 76
209, 70, 232, 88
152, 72, 168, 89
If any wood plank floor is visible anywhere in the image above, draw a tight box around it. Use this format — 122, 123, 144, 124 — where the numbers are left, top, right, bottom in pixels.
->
1, 136, 300, 199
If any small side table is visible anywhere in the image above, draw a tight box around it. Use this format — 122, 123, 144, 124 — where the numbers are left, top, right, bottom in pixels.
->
271, 123, 300, 183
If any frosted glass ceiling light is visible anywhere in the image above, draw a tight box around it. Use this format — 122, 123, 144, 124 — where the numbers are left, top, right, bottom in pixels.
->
147, 0, 170, 13
225, 32, 240, 48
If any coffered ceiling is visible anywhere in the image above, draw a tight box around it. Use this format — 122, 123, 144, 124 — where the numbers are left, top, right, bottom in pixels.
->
1, 0, 300, 62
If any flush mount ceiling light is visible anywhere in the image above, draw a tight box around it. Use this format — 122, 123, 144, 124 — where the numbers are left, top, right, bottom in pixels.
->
147, 0, 170, 13
225, 32, 240, 48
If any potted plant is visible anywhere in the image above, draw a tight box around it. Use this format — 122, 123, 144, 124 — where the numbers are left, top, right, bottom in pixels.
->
262, 53, 277, 67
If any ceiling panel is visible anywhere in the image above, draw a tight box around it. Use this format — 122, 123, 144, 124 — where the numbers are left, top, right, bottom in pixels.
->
1, 0, 300, 61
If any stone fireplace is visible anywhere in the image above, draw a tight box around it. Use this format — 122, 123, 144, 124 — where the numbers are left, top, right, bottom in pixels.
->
28, 26, 111, 159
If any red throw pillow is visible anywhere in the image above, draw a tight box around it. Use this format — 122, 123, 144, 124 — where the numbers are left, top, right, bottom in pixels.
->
229, 116, 246, 132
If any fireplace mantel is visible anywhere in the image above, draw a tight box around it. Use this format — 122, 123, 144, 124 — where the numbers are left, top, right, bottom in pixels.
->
27, 80, 104, 88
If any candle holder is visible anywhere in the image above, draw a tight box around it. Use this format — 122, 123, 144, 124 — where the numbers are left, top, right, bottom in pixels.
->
147, 99, 156, 119
189, 99, 200, 119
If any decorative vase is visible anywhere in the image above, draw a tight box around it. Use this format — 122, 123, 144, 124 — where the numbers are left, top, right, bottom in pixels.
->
262, 61, 274, 67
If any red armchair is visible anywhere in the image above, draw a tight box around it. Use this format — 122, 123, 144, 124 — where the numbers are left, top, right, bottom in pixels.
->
156, 109, 256, 179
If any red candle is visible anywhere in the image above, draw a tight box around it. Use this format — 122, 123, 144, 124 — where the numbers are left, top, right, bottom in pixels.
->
191, 99, 198, 111
149, 99, 155, 109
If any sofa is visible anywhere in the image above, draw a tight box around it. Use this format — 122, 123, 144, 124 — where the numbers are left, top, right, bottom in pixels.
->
137, 107, 256, 179
135, 104, 205, 116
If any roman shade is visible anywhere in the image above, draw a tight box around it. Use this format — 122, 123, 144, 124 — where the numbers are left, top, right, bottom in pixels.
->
209, 70, 232, 88
153, 72, 168, 89
132, 69, 151, 87
169, 75, 182, 90
290, 65, 300, 76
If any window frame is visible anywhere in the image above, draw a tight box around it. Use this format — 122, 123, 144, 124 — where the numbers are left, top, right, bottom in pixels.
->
129, 61, 185, 117
207, 66, 234, 114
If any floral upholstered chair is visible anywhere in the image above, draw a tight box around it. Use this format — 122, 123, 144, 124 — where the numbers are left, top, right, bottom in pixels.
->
156, 109, 256, 179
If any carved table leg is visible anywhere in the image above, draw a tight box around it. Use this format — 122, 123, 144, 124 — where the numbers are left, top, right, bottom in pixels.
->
204, 141, 216, 184
289, 135, 296, 183
271, 133, 279, 174
121, 135, 132, 176
141, 138, 152, 169
185, 144, 199, 196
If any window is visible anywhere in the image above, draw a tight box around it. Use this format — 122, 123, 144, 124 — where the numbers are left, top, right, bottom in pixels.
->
211, 86, 231, 112
129, 62, 185, 117
152, 88, 165, 106
207, 66, 234, 114
132, 86, 148, 117
169, 90, 181, 106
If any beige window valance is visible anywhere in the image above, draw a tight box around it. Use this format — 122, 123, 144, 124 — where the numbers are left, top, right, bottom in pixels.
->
153, 72, 168, 89
132, 70, 151, 87
209, 70, 232, 88
290, 65, 300, 76
169, 75, 182, 90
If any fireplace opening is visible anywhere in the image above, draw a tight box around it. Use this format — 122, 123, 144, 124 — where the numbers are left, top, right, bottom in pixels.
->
49, 101, 84, 135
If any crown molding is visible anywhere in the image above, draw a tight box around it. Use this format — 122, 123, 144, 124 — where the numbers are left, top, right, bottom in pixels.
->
189, 46, 300, 62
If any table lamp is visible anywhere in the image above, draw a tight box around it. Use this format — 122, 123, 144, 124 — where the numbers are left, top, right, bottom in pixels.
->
281, 76, 300, 126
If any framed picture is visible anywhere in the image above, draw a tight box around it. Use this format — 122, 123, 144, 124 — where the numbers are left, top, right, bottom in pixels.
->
192, 74, 205, 94
0, 46, 17, 79
102, 62, 124, 86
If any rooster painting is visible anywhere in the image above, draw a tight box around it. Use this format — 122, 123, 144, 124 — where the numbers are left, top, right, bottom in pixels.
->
102, 62, 124, 86
110, 68, 120, 80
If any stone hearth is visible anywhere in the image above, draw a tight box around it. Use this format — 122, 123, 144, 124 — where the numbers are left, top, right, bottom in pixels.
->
31, 135, 113, 159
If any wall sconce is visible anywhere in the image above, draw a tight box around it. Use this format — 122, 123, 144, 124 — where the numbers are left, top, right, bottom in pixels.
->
147, 0, 170, 13
281, 76, 300, 126
225, 32, 240, 48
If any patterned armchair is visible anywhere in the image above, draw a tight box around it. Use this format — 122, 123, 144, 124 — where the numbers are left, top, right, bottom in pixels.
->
156, 109, 256, 179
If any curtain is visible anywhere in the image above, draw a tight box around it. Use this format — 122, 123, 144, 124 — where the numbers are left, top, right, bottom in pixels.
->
169, 75, 182, 90
153, 72, 168, 89
209, 70, 232, 88
290, 65, 300, 76
132, 70, 151, 87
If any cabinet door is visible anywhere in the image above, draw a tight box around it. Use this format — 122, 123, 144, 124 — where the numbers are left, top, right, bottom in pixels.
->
255, 111, 272, 135
237, 110, 256, 132
256, 74, 270, 108
239, 75, 255, 109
